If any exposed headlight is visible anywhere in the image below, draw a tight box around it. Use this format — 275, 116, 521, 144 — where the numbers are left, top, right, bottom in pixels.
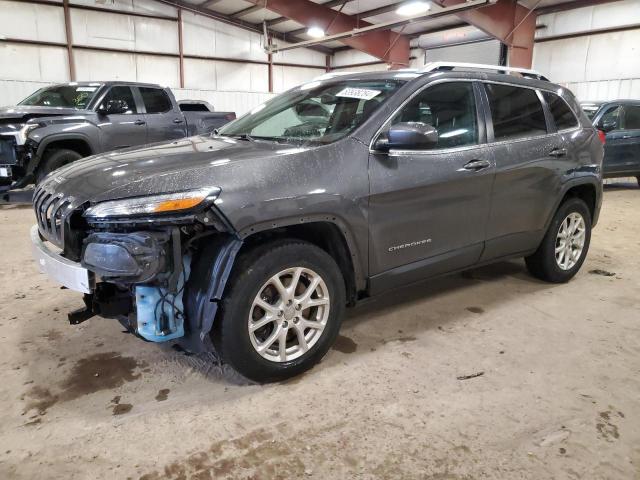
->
17, 123, 40, 144
84, 187, 220, 218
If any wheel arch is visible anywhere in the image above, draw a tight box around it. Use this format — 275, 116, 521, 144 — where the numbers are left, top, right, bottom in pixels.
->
238, 217, 364, 306
546, 177, 602, 231
30, 134, 96, 173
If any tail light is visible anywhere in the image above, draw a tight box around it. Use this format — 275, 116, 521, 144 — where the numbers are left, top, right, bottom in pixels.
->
597, 130, 606, 144
224, 113, 236, 121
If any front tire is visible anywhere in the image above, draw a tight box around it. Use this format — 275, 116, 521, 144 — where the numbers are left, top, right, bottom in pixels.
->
525, 197, 592, 283
214, 240, 346, 383
36, 149, 83, 184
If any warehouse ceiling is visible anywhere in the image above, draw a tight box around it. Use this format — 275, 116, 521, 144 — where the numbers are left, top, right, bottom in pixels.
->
172, 0, 620, 53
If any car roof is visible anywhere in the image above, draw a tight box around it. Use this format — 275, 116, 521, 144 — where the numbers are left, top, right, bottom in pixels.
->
313, 68, 566, 92
49, 81, 165, 89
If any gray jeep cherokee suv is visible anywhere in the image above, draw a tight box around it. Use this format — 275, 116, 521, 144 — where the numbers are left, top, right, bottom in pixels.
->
31, 63, 604, 383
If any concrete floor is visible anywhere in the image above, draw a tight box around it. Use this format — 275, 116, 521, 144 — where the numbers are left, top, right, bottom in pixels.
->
1, 182, 639, 480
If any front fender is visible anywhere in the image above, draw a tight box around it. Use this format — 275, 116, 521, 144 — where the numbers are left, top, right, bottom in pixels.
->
27, 123, 100, 172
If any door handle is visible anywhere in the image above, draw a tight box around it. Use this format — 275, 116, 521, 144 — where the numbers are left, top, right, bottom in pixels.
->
134, 119, 146, 126
549, 148, 567, 157
173, 118, 184, 124
459, 159, 491, 172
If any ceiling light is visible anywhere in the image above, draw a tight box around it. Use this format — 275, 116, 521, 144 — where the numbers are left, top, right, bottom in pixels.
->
307, 27, 325, 38
396, 1, 431, 16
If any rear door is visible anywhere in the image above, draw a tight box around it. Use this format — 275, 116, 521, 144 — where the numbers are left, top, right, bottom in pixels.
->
368, 81, 494, 292
137, 87, 186, 143
96, 86, 147, 151
480, 82, 564, 260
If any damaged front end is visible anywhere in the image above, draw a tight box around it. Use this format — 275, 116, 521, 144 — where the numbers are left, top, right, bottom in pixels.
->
31, 185, 242, 353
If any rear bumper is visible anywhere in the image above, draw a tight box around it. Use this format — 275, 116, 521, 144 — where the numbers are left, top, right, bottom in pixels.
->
30, 225, 93, 293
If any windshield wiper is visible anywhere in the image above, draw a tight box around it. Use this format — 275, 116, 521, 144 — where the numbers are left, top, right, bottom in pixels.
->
228, 133, 254, 142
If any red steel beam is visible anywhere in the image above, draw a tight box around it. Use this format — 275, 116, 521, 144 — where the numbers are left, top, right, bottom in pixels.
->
433, 0, 536, 68
244, 0, 410, 68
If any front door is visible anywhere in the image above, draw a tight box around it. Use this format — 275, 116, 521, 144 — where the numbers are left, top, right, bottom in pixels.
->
96, 86, 147, 151
616, 105, 640, 175
596, 104, 627, 176
368, 81, 494, 294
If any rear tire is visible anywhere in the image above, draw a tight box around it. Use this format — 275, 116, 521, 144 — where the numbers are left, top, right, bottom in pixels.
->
213, 240, 346, 383
36, 149, 83, 184
525, 197, 592, 283
636, 176, 640, 187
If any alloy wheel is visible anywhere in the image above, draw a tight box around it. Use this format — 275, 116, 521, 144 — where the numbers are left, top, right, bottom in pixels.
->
555, 212, 586, 270
248, 267, 330, 362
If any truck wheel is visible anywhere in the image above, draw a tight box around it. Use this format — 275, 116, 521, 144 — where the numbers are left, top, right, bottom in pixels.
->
636, 176, 640, 187
36, 149, 83, 184
214, 240, 345, 383
525, 197, 592, 283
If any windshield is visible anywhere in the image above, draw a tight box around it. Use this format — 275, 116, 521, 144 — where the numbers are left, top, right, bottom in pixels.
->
19, 84, 102, 109
219, 79, 406, 145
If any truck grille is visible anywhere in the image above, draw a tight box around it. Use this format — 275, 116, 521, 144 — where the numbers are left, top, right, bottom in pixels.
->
0, 137, 18, 165
33, 185, 74, 249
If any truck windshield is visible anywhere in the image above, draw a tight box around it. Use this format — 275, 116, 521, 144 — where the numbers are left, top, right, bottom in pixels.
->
219, 79, 406, 145
19, 84, 102, 109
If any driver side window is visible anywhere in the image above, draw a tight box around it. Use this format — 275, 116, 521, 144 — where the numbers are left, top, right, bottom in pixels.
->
598, 106, 621, 131
99, 86, 138, 114
389, 82, 478, 149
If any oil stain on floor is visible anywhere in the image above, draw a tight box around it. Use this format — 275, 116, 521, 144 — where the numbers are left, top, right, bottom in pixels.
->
21, 352, 146, 419
333, 335, 358, 354
155, 389, 170, 402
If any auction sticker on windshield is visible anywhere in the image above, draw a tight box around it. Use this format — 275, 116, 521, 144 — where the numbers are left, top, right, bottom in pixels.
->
336, 88, 381, 100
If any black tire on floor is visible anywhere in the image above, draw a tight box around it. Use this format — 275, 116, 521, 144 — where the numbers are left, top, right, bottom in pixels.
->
36, 149, 83, 184
213, 240, 346, 383
525, 197, 592, 283
636, 176, 640, 187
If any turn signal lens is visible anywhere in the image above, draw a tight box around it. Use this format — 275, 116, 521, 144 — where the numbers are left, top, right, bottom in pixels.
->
153, 197, 205, 213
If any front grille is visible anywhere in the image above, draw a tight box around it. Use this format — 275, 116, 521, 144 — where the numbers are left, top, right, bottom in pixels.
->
33, 185, 74, 249
0, 137, 18, 165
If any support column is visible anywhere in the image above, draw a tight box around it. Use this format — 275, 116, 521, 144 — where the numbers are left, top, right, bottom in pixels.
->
178, 8, 185, 88
63, 0, 76, 81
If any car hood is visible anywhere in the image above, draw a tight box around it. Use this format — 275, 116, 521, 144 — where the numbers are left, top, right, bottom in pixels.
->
39, 135, 314, 205
0, 105, 89, 123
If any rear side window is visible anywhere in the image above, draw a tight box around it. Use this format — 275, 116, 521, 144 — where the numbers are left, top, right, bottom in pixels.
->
139, 87, 172, 114
485, 84, 547, 141
390, 82, 478, 149
100, 86, 138, 114
543, 92, 578, 130
624, 106, 640, 129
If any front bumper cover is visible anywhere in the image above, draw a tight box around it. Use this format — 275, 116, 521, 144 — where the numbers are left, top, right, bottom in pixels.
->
30, 225, 93, 294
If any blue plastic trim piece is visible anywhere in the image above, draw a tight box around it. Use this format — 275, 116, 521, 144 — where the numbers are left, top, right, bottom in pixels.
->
135, 255, 191, 342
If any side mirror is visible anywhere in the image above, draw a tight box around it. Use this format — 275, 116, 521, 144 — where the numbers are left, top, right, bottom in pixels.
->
375, 122, 438, 152
98, 99, 129, 115
599, 120, 617, 133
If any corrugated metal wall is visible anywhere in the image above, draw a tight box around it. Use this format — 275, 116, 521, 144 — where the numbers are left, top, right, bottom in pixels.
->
0, 0, 327, 114
533, 0, 640, 101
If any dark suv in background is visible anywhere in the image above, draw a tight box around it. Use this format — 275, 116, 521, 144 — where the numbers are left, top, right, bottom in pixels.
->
582, 100, 640, 184
30, 63, 603, 383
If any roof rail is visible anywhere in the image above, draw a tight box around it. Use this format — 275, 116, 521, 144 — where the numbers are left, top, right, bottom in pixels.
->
419, 62, 549, 81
